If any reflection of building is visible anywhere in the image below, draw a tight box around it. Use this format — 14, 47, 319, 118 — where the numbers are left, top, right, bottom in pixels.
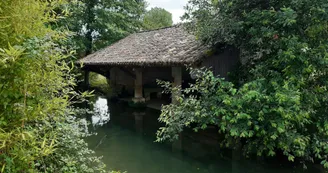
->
91, 97, 110, 127
80, 25, 239, 107
134, 112, 145, 134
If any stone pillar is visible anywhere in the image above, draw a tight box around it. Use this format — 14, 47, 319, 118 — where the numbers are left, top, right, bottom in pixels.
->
84, 70, 90, 89
133, 68, 145, 103
171, 67, 182, 104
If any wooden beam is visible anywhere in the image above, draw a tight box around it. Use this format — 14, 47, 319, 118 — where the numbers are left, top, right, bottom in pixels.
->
83, 66, 111, 79
118, 67, 136, 79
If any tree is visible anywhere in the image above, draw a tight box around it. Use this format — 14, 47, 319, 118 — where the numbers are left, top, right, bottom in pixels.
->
143, 7, 173, 30
157, 0, 328, 169
57, 0, 147, 56
0, 0, 106, 172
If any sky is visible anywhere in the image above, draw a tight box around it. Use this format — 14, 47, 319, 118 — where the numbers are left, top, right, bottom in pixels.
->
146, 0, 189, 24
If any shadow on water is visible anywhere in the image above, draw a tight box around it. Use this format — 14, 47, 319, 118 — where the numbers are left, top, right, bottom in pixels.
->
84, 95, 324, 173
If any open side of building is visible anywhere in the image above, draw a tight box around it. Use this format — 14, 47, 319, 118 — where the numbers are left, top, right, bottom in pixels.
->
79, 25, 240, 109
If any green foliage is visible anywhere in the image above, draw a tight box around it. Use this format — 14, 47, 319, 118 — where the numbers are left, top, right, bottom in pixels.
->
0, 0, 108, 172
158, 0, 328, 168
89, 72, 111, 93
0, 36, 61, 172
0, 31, 106, 173
0, 0, 63, 47
143, 7, 173, 30
56, 0, 147, 56
35, 113, 106, 173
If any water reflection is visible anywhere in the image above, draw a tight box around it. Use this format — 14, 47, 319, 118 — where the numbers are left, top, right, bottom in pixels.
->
91, 97, 110, 127
86, 96, 323, 173
133, 112, 145, 134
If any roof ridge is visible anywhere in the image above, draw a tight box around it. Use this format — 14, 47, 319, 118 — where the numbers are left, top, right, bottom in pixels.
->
137, 23, 183, 33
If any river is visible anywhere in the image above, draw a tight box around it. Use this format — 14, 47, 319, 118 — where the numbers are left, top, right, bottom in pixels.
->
85, 95, 323, 173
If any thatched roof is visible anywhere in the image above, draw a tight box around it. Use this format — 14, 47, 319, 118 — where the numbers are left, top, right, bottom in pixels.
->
79, 25, 208, 66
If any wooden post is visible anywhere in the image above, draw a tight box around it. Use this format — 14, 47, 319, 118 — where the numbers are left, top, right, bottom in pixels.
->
171, 67, 182, 104
84, 70, 90, 89
133, 68, 145, 103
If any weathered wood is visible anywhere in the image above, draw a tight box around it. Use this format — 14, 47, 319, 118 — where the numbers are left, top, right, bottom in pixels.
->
118, 67, 136, 79
83, 66, 111, 79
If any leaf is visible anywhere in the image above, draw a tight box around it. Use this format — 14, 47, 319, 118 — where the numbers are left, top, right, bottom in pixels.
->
288, 155, 295, 162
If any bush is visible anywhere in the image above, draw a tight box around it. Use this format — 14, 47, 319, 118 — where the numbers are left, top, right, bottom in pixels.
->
35, 112, 106, 173
156, 0, 328, 168
157, 67, 328, 168
0, 1, 109, 172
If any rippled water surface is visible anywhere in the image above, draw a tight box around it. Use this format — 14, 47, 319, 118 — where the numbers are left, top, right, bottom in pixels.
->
85, 95, 323, 173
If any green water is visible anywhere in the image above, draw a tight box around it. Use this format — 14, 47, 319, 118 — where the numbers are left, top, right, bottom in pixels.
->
85, 96, 323, 173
